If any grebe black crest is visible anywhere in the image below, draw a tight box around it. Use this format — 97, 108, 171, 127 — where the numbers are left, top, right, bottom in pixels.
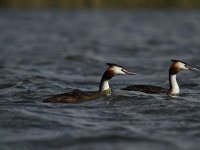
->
44, 63, 136, 103
121, 60, 199, 95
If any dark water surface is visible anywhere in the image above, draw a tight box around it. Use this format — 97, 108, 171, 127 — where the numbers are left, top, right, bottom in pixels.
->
0, 10, 200, 150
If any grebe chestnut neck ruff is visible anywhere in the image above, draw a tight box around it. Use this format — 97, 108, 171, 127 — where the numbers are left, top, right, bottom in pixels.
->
122, 60, 200, 95
44, 63, 136, 103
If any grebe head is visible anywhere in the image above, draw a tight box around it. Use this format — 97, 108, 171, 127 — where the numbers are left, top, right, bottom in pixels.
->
169, 60, 200, 75
106, 63, 136, 77
99, 63, 136, 92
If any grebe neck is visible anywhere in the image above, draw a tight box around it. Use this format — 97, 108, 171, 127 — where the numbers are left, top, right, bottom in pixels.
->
168, 74, 180, 95
99, 79, 109, 92
99, 70, 113, 92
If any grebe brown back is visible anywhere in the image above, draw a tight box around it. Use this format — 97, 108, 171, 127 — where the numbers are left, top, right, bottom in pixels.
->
121, 60, 199, 95
44, 63, 136, 103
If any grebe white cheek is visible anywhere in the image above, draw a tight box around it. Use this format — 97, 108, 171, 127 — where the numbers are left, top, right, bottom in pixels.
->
111, 66, 126, 75
175, 62, 189, 70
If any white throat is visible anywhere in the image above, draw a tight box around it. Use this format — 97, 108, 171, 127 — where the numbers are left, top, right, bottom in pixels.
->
99, 79, 109, 92
169, 74, 180, 95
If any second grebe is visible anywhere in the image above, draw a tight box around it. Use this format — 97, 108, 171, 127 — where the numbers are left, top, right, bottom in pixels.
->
121, 60, 199, 95
44, 63, 136, 103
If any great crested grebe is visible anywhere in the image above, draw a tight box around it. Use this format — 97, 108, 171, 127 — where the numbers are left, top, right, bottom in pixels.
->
121, 60, 199, 95
44, 63, 136, 103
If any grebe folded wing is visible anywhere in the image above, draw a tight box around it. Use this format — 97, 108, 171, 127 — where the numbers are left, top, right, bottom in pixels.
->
121, 85, 168, 94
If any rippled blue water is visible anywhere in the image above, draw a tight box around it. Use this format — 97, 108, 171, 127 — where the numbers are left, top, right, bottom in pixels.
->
0, 10, 200, 150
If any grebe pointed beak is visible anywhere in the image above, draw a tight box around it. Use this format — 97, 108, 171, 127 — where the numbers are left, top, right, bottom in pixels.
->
190, 67, 200, 71
187, 66, 200, 71
122, 69, 136, 75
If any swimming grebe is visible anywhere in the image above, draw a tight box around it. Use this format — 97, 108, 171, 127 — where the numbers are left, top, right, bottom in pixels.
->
121, 60, 199, 95
44, 63, 136, 103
